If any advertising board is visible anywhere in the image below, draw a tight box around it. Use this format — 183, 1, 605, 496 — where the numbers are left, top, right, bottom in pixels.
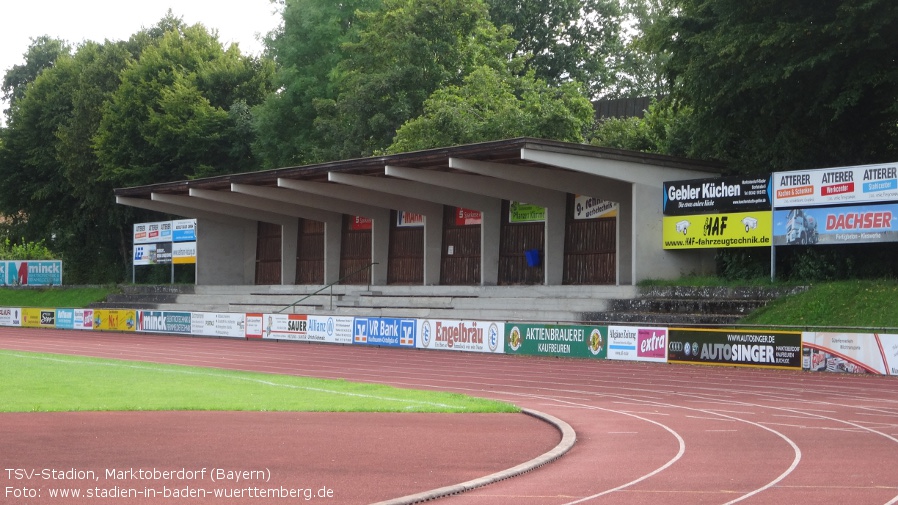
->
349, 216, 373, 231
0, 307, 21, 327
454, 208, 482, 226
668, 328, 801, 369
505, 323, 606, 359
255, 314, 309, 341
772, 203, 898, 246
137, 311, 192, 334
133, 243, 173, 265
664, 176, 771, 215
417, 319, 504, 353
607, 326, 668, 362
396, 212, 424, 227
22, 308, 57, 328
244, 314, 353, 343
73, 309, 94, 330
509, 202, 545, 223
773, 163, 898, 208
190, 312, 246, 339
172, 219, 197, 242
55, 309, 75, 330
574, 195, 618, 220
663, 211, 772, 249
92, 309, 137, 332
172, 241, 197, 264
0, 260, 63, 286
133, 221, 172, 245
803, 332, 894, 375
306, 315, 354, 344
352, 317, 416, 347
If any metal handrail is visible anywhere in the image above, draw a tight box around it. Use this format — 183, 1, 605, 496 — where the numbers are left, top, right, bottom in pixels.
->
276, 262, 378, 313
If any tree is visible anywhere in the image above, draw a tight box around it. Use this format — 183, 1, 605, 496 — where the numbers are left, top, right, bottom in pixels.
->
651, 0, 898, 172
485, 0, 625, 98
95, 22, 274, 187
389, 66, 593, 152
314, 0, 518, 159
1, 36, 71, 115
253, 0, 382, 167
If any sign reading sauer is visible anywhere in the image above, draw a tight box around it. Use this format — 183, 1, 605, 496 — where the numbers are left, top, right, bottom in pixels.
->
506, 323, 607, 359
668, 328, 801, 369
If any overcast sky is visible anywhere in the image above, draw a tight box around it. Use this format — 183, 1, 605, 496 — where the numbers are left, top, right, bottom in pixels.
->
2, 0, 283, 122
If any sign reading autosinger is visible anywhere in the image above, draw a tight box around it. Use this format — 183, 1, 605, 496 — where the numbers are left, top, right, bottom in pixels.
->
668, 329, 801, 369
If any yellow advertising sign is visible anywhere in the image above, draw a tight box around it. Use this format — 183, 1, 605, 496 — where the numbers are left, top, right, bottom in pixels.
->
663, 211, 772, 249
92, 309, 137, 332
22, 308, 56, 328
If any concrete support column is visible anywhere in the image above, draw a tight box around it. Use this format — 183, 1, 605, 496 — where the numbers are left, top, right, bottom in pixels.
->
480, 200, 502, 286
544, 192, 568, 285
196, 218, 257, 285
323, 215, 343, 285
370, 209, 391, 285
423, 208, 444, 285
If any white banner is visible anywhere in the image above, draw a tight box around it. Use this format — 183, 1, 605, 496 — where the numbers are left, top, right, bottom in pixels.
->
416, 319, 504, 353
190, 312, 246, 338
608, 326, 668, 362
0, 307, 22, 327
773, 163, 898, 208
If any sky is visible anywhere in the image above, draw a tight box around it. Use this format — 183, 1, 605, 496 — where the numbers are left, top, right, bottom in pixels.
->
1, 0, 283, 123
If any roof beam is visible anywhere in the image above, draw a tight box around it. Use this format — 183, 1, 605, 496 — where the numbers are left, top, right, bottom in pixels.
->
385, 165, 557, 207
382, 166, 498, 210
275, 179, 387, 218
115, 196, 245, 225
151, 193, 294, 226
189, 188, 335, 222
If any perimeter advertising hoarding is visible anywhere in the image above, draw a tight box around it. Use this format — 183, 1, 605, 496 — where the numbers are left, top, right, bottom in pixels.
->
668, 328, 802, 369
772, 203, 898, 246
352, 317, 416, 347
773, 162, 898, 208
137, 311, 192, 334
416, 319, 504, 353
190, 312, 246, 339
663, 211, 772, 249
803, 332, 898, 375
663, 176, 771, 216
22, 308, 56, 328
506, 323, 607, 359
92, 309, 137, 332
0, 260, 63, 286
607, 326, 668, 362
54, 308, 93, 330
242, 314, 354, 343
0, 307, 21, 327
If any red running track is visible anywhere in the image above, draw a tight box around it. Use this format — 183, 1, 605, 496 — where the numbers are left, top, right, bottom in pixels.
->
2, 328, 898, 505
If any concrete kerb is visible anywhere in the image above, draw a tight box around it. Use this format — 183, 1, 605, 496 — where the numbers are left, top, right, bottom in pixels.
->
370, 408, 577, 505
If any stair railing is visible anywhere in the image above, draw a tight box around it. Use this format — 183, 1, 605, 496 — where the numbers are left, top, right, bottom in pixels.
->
276, 262, 378, 313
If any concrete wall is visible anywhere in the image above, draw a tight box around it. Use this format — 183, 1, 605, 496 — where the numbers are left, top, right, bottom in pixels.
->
196, 218, 258, 285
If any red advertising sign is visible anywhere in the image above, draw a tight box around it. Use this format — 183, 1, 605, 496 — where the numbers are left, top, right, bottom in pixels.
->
455, 208, 482, 226
350, 216, 373, 230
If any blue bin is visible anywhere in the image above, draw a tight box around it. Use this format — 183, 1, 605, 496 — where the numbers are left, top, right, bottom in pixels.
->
525, 249, 541, 267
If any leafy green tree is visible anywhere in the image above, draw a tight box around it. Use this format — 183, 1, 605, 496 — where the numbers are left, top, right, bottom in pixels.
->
485, 0, 625, 98
651, 0, 898, 172
1, 36, 71, 114
389, 66, 593, 152
253, 0, 382, 167
589, 98, 691, 156
315, 0, 517, 159
95, 23, 274, 187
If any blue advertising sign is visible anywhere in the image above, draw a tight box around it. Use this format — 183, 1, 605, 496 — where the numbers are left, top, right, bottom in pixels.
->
773, 202, 898, 246
172, 219, 197, 242
352, 317, 416, 347
138, 311, 192, 334
55, 308, 75, 330
0, 261, 63, 286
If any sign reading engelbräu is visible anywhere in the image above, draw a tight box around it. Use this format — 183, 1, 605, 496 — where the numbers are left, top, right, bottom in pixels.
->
506, 323, 607, 359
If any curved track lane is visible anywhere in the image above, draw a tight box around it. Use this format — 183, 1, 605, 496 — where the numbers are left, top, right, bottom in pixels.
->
2, 328, 898, 505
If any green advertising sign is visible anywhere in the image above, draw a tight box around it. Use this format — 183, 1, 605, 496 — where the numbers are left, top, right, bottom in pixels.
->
509, 202, 546, 223
506, 323, 607, 359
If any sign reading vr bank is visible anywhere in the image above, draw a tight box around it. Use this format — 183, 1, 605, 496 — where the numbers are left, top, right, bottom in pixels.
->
506, 323, 607, 359
663, 211, 772, 249
0, 260, 63, 286
668, 328, 801, 369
